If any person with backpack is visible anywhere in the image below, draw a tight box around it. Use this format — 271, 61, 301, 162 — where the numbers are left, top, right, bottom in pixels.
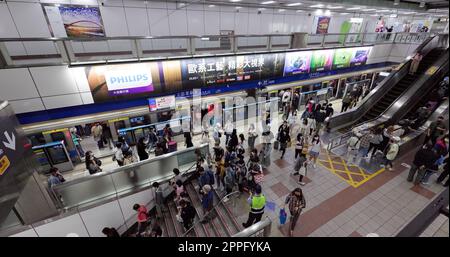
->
284, 187, 306, 236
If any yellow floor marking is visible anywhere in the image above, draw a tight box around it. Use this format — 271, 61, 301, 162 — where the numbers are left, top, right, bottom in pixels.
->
317, 150, 386, 188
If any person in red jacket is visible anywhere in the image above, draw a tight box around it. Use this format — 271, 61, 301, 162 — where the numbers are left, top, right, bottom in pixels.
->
133, 203, 149, 236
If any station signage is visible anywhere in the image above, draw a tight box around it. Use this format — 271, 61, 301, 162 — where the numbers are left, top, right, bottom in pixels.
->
83, 46, 372, 103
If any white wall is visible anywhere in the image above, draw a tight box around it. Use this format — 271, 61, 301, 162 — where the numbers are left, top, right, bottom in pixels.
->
9, 188, 154, 237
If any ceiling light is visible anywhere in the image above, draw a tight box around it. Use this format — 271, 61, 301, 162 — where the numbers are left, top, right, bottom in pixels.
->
394, 0, 400, 6
376, 9, 391, 13
261, 1, 276, 4
324, 10, 331, 15
235, 6, 242, 9
346, 7, 362, 10
327, 6, 343, 9
286, 3, 302, 7
201, 37, 210, 41
230, 0, 241, 2
278, 9, 286, 12
55, 4, 61, 7
362, 9, 376, 11
340, 13, 350, 15
419, 2, 425, 8
208, 5, 216, 8
310, 4, 324, 8
296, 10, 304, 12
315, 9, 323, 15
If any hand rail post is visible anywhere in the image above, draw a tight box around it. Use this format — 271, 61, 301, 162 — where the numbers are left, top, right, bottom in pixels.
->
267, 35, 272, 51
321, 34, 326, 47
133, 39, 143, 60
187, 36, 196, 55
231, 35, 238, 53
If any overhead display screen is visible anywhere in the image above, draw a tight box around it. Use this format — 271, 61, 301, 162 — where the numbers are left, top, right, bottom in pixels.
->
84, 46, 371, 103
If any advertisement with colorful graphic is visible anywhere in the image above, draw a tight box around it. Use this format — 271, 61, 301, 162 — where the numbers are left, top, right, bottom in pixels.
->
316, 16, 331, 34
85, 61, 182, 103
332, 48, 354, 69
350, 47, 371, 67
283, 51, 312, 76
58, 6, 105, 38
310, 49, 334, 72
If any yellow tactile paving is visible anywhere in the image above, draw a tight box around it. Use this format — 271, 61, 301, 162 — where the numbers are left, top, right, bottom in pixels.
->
317, 150, 385, 188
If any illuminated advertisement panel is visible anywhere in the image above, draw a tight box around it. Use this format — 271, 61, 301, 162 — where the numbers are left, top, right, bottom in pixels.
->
283, 51, 312, 76
310, 49, 334, 72
332, 48, 354, 69
350, 47, 371, 67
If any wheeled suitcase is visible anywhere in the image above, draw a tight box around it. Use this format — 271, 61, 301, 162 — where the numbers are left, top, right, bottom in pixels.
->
168, 141, 177, 152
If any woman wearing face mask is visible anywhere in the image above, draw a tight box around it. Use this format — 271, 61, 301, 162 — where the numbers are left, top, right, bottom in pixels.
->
309, 134, 321, 168
284, 187, 306, 237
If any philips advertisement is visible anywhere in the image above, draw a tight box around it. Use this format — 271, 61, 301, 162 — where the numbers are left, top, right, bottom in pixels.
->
332, 48, 354, 69
350, 47, 371, 67
283, 51, 311, 76
310, 49, 334, 72
104, 64, 154, 96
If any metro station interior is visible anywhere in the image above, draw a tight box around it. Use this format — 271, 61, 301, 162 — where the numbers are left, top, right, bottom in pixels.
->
0, 0, 448, 238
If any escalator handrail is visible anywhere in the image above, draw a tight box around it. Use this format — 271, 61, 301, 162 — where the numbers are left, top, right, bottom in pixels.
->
328, 35, 437, 130
181, 190, 241, 237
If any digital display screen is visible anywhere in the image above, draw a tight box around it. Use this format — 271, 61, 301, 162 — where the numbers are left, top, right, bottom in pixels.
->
148, 95, 176, 111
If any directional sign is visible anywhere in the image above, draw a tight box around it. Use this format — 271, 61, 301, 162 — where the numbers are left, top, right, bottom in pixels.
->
0, 155, 10, 176
2, 131, 15, 151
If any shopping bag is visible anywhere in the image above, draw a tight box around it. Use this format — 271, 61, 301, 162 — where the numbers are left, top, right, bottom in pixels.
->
274, 140, 280, 150
279, 208, 287, 225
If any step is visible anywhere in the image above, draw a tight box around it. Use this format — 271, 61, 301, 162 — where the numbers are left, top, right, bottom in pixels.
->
161, 202, 178, 237
184, 182, 214, 237
211, 190, 240, 236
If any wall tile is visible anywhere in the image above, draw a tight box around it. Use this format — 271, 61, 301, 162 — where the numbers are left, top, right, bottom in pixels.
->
42, 94, 84, 109
30, 66, 79, 96
0, 68, 39, 100
8, 98, 45, 114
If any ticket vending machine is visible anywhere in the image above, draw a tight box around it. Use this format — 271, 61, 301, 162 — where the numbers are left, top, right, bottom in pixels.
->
32, 141, 74, 173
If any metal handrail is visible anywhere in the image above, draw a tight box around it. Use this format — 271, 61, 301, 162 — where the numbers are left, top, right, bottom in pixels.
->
232, 217, 272, 237
181, 190, 241, 237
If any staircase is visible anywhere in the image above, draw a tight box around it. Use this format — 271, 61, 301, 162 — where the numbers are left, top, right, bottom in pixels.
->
122, 176, 243, 237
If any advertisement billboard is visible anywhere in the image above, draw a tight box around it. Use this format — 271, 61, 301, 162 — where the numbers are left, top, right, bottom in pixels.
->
316, 16, 331, 34
47, 6, 105, 38
332, 48, 354, 69
283, 51, 311, 76
310, 49, 334, 72
350, 47, 371, 67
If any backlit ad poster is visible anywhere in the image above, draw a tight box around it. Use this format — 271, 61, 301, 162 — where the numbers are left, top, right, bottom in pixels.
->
316, 16, 331, 34
237, 53, 285, 81
310, 49, 334, 72
283, 51, 312, 76
58, 6, 105, 38
181, 56, 236, 89
350, 47, 371, 67
332, 48, 354, 69
85, 61, 182, 103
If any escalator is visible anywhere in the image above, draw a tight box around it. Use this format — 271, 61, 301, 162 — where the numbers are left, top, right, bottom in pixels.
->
337, 47, 447, 133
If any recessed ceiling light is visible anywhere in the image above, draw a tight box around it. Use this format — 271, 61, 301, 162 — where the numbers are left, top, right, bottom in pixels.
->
230, 0, 242, 2
362, 9, 377, 11
296, 10, 304, 12
346, 7, 361, 10
208, 5, 216, 8
278, 9, 286, 12
340, 13, 350, 15
310, 4, 324, 8
235, 6, 242, 9
286, 3, 302, 7
261, 1, 276, 4
419, 2, 425, 8
327, 6, 343, 9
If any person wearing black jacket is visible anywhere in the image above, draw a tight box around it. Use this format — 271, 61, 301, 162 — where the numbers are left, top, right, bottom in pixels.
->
179, 199, 196, 230
436, 157, 449, 187
407, 143, 438, 185
278, 126, 290, 159
315, 107, 326, 133
137, 137, 149, 161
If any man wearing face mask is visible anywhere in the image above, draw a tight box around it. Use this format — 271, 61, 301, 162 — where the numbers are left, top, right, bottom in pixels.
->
426, 116, 447, 145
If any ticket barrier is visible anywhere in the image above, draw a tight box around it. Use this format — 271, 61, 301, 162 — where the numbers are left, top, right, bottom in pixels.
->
32, 141, 74, 173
